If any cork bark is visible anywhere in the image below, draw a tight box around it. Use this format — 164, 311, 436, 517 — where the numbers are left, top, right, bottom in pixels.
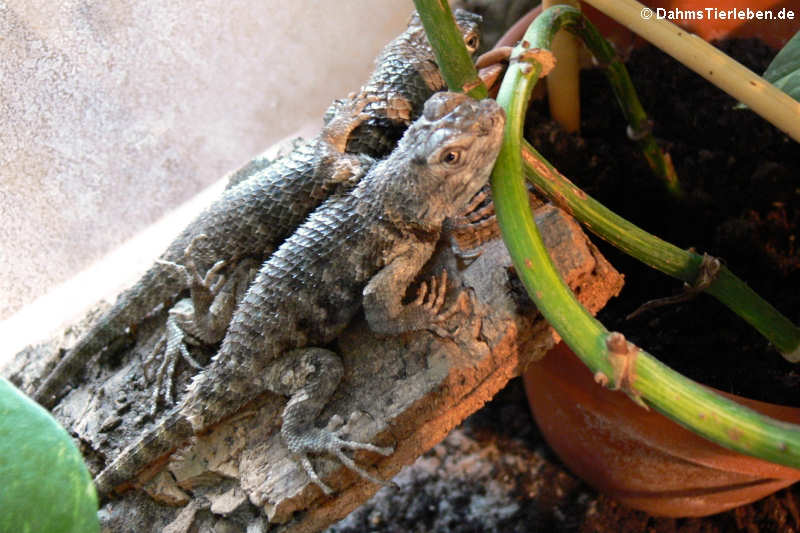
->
4, 205, 623, 533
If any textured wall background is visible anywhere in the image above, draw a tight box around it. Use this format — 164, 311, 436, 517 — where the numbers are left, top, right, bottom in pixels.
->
0, 0, 412, 321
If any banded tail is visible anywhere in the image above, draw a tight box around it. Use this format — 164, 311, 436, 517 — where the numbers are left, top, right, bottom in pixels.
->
94, 408, 193, 497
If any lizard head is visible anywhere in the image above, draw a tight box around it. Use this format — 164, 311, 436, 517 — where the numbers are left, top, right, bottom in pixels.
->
454, 10, 483, 55
391, 91, 505, 226
407, 10, 482, 57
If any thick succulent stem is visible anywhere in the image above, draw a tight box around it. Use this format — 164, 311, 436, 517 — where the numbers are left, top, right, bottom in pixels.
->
412, 0, 800, 467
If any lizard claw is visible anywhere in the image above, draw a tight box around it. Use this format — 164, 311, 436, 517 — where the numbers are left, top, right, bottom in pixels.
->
203, 259, 228, 294
461, 188, 492, 219
413, 269, 448, 315
411, 270, 451, 336
411, 270, 475, 337
144, 303, 205, 415
445, 187, 499, 254
289, 426, 394, 496
434, 288, 476, 338
184, 235, 228, 294
331, 412, 394, 456
439, 288, 474, 323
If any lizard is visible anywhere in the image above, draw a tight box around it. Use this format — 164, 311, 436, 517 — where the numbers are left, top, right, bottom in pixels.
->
94, 91, 505, 498
143, 9, 483, 408
226, 9, 482, 188
33, 9, 484, 409
32, 96, 372, 410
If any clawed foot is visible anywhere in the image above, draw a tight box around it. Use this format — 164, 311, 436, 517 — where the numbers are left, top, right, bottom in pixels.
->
412, 269, 475, 337
287, 415, 394, 495
323, 92, 381, 153
446, 188, 499, 258
187, 241, 228, 296
158, 234, 229, 303
143, 301, 205, 415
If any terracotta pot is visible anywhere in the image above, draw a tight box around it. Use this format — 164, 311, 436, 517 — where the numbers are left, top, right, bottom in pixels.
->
523, 342, 800, 517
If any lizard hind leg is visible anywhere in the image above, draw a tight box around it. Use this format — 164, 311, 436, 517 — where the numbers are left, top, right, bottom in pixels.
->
271, 347, 393, 495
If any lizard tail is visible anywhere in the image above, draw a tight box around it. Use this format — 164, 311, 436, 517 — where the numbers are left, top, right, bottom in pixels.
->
94, 408, 194, 498
34, 324, 124, 408
34, 260, 188, 408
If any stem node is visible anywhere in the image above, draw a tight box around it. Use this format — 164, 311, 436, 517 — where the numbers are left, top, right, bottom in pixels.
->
606, 332, 648, 409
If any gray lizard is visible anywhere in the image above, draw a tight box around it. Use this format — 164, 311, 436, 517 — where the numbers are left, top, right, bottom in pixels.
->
33, 97, 372, 409
227, 9, 482, 187
33, 10, 483, 408
94, 91, 505, 497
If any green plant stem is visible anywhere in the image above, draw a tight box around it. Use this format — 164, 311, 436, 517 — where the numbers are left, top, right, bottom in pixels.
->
492, 6, 800, 468
566, 13, 681, 196
411, 0, 488, 100
521, 142, 800, 361
411, 0, 800, 361
526, 5, 680, 195
413, 0, 799, 359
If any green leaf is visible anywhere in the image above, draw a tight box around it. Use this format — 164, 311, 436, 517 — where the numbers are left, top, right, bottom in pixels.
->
0, 377, 99, 533
763, 30, 800, 101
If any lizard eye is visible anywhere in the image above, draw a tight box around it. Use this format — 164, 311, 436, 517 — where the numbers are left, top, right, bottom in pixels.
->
464, 33, 479, 52
441, 149, 462, 165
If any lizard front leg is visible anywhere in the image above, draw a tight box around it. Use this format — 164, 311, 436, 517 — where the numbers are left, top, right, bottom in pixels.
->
363, 241, 472, 336
315, 94, 379, 191
225, 94, 377, 190
145, 242, 258, 413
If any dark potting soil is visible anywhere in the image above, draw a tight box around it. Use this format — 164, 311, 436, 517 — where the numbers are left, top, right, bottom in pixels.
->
525, 39, 800, 406
331, 378, 800, 533
329, 39, 800, 533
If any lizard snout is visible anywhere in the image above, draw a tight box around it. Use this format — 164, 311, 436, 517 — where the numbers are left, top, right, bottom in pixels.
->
475, 101, 505, 137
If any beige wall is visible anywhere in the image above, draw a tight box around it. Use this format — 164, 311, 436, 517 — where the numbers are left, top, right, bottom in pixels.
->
0, 0, 413, 324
